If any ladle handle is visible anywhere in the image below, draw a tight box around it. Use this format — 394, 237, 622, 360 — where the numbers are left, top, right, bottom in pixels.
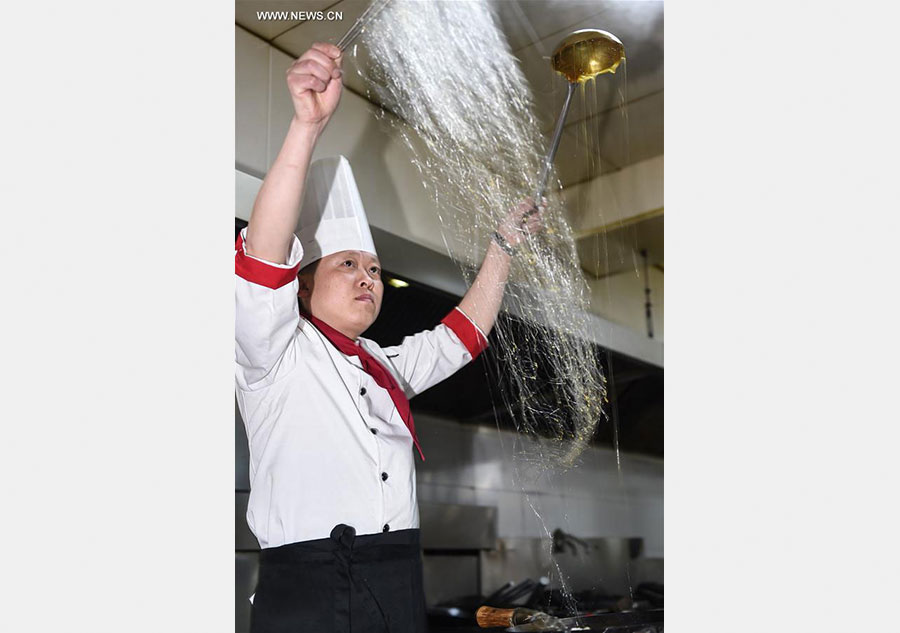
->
475, 606, 544, 627
532, 81, 577, 205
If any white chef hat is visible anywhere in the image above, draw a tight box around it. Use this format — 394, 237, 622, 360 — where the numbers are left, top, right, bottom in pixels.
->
296, 155, 377, 270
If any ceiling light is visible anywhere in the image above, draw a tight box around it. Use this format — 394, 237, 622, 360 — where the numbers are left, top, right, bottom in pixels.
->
387, 277, 409, 288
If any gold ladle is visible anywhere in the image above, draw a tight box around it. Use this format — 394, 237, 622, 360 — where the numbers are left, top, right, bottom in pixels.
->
532, 29, 625, 204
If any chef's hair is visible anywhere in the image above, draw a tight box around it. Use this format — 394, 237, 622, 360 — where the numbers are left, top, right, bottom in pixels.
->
297, 259, 320, 312
298, 259, 320, 278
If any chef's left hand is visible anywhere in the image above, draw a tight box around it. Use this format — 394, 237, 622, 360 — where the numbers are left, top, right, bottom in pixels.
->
497, 197, 546, 248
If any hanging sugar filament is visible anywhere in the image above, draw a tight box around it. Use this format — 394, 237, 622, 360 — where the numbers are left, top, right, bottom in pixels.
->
354, 0, 609, 472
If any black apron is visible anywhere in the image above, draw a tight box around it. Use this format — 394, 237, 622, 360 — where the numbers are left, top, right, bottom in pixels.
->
250, 524, 427, 633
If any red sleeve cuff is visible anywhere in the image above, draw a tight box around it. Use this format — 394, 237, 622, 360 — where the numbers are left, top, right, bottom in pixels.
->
441, 308, 488, 360
235, 231, 302, 290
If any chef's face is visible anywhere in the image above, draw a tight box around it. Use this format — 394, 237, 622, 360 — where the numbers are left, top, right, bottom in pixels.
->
299, 250, 384, 338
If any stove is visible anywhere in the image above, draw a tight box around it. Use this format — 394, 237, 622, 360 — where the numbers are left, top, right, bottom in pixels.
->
428, 608, 663, 633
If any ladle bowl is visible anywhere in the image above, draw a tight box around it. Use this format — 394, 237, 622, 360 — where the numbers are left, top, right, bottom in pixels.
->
531, 29, 625, 203
551, 29, 625, 83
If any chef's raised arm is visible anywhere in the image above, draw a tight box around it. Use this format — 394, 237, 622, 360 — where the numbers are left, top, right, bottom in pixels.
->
243, 42, 342, 265
457, 198, 545, 336
235, 43, 342, 389
381, 198, 546, 397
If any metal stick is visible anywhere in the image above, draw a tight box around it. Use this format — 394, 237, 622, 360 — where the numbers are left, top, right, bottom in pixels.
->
335, 0, 391, 51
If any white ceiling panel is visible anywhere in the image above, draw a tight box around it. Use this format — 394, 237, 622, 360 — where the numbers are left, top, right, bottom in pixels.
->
235, 0, 337, 41
490, 0, 613, 53
270, 0, 369, 53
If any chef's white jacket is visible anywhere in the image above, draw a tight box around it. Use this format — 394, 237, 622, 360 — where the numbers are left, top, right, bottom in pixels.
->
235, 229, 487, 548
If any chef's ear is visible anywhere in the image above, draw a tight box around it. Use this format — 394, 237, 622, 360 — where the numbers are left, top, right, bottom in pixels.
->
297, 274, 310, 296
297, 275, 312, 304
297, 276, 312, 313
297, 262, 316, 303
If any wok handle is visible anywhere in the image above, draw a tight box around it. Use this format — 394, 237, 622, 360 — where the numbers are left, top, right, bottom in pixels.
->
476, 606, 516, 627
476, 606, 540, 627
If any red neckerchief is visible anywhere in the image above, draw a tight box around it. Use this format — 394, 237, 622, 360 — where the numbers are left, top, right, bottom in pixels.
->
303, 312, 424, 461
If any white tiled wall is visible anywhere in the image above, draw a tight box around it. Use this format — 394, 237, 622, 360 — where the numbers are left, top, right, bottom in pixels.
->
235, 27, 270, 175
415, 413, 664, 558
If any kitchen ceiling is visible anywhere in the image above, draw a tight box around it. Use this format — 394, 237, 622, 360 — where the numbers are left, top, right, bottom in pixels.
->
236, 0, 664, 278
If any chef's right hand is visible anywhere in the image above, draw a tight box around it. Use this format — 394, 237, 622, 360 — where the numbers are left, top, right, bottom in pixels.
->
497, 197, 547, 248
285, 43, 343, 130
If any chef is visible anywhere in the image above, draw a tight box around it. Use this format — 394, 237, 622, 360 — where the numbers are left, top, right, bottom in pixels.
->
235, 42, 545, 633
